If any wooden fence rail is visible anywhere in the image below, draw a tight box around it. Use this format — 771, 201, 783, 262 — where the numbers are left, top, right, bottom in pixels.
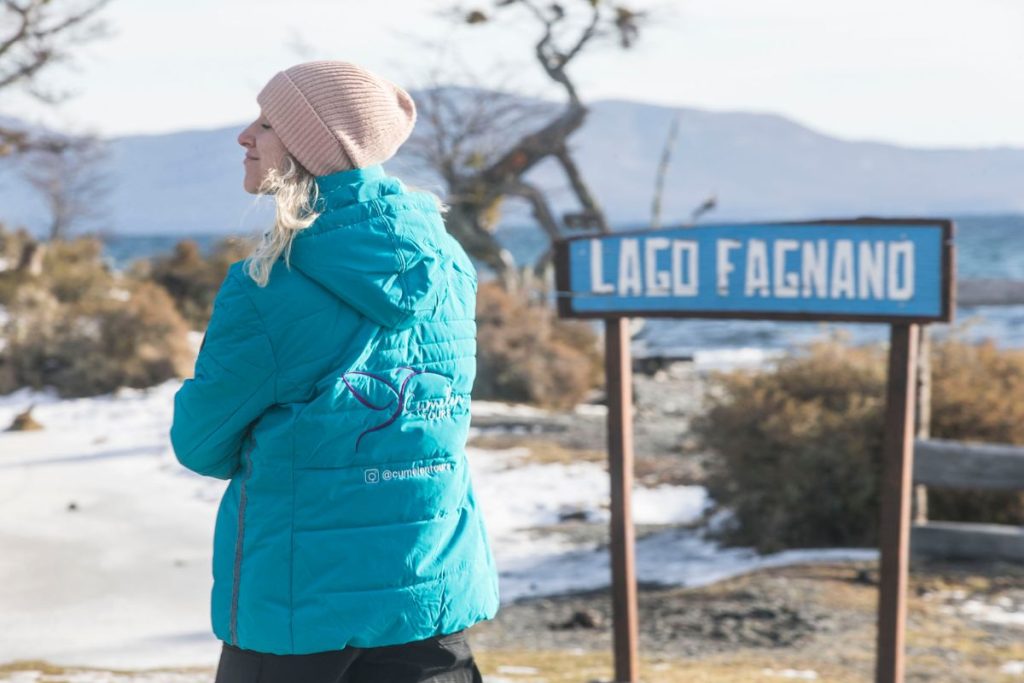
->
913, 439, 1024, 490
911, 438, 1024, 561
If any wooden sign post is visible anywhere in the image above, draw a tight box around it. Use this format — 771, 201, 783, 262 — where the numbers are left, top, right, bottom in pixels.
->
605, 316, 640, 682
876, 323, 919, 683
554, 218, 955, 683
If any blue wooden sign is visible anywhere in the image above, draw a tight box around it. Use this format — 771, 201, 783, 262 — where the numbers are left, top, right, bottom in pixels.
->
554, 218, 954, 323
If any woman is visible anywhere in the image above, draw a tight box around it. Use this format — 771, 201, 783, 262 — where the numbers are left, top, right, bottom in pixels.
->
169, 60, 500, 683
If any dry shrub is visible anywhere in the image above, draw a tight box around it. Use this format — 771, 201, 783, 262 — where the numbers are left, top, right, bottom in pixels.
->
695, 341, 887, 552
695, 337, 1024, 552
39, 236, 114, 303
475, 281, 601, 410
928, 340, 1024, 524
145, 237, 254, 329
0, 226, 60, 303
0, 277, 193, 398
0, 225, 33, 304
0, 230, 115, 306
0, 230, 199, 397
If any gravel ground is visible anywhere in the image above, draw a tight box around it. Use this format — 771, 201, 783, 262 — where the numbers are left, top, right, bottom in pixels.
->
469, 559, 1024, 682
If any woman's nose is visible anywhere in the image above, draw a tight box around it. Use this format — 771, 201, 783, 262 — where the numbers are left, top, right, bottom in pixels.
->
238, 127, 254, 148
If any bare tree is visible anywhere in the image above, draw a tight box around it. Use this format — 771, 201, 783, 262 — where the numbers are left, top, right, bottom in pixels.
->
21, 133, 110, 240
408, 0, 647, 288
0, 0, 113, 156
403, 66, 558, 280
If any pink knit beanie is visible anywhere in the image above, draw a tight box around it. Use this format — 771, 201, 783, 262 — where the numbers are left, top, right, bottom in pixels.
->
256, 60, 417, 176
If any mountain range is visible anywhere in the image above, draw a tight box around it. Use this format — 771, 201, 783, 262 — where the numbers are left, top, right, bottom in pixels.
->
1, 92, 1022, 237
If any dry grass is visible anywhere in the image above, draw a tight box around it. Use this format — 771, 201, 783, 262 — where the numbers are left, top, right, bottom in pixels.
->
0, 660, 67, 675
475, 648, 860, 683
0, 660, 214, 682
474, 626, 1023, 682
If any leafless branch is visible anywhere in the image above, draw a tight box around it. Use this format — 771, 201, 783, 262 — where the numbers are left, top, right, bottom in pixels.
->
0, 0, 114, 156
552, 143, 609, 232
21, 132, 112, 240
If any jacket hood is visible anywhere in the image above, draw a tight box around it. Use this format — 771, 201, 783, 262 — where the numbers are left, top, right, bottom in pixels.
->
287, 165, 450, 329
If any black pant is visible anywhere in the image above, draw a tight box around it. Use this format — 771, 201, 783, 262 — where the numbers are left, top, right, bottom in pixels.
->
213, 630, 484, 683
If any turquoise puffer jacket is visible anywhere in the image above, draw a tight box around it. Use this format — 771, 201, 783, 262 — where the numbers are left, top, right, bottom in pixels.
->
169, 165, 500, 655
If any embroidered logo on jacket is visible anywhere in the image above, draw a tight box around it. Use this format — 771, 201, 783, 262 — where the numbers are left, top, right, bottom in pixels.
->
341, 366, 464, 451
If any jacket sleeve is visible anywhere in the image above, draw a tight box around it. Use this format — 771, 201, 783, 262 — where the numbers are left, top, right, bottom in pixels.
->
170, 269, 277, 479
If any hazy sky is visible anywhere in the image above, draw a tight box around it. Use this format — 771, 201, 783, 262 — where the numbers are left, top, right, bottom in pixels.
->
4, 0, 1023, 148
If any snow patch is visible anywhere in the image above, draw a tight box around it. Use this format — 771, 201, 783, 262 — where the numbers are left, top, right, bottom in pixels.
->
946, 597, 1024, 628
631, 484, 709, 525
496, 664, 541, 675
694, 347, 785, 372
1002, 661, 1024, 676
572, 403, 607, 417
762, 669, 819, 679
467, 400, 553, 418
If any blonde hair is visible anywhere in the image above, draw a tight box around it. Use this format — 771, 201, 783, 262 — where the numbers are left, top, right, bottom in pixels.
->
244, 154, 321, 287
243, 157, 451, 287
